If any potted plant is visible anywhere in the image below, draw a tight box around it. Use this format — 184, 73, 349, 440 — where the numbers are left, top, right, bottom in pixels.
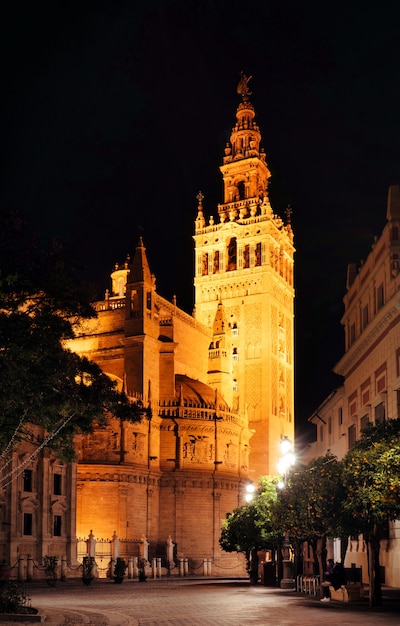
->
138, 558, 147, 582
82, 556, 95, 585
113, 557, 127, 583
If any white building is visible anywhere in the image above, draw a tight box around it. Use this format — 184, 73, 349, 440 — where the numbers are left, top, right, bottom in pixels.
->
307, 185, 400, 586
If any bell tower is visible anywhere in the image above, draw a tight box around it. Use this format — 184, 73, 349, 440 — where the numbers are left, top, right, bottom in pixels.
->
193, 74, 295, 477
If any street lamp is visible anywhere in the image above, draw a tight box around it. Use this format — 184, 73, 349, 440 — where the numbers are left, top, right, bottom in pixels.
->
277, 436, 295, 589
277, 436, 295, 489
244, 482, 255, 503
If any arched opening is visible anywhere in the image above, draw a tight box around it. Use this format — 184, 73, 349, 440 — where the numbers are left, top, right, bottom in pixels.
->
227, 238, 237, 271
237, 181, 245, 200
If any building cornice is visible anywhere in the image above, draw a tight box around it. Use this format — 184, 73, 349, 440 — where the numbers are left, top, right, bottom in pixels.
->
334, 296, 400, 377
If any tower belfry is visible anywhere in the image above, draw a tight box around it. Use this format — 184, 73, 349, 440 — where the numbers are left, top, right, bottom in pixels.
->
193, 74, 295, 476
219, 72, 271, 219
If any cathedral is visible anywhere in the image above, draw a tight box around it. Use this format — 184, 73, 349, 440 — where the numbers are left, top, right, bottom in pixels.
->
2, 76, 295, 578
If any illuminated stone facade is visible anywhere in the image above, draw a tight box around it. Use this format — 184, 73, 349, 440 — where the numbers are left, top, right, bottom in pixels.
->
193, 78, 295, 476
0, 79, 295, 578
70, 81, 294, 573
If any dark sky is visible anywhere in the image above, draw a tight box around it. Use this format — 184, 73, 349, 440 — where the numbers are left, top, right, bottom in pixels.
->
2, 1, 400, 443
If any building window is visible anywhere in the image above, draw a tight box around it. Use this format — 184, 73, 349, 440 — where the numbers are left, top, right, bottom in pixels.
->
23, 513, 33, 536
232, 347, 238, 361
396, 348, 400, 377
319, 425, 324, 443
328, 416, 332, 435
53, 474, 62, 496
362, 304, 369, 330
376, 283, 384, 311
213, 250, 220, 273
348, 424, 357, 449
375, 402, 385, 424
53, 515, 62, 537
350, 322, 356, 345
360, 414, 370, 431
23, 470, 32, 492
227, 238, 237, 271
202, 252, 209, 276
243, 245, 250, 269
255, 242, 262, 267
361, 377, 371, 405
338, 407, 343, 427
375, 363, 387, 394
237, 181, 245, 200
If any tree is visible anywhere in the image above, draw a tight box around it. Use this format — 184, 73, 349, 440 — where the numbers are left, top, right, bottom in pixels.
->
272, 453, 344, 587
219, 477, 278, 583
0, 209, 140, 464
341, 419, 400, 607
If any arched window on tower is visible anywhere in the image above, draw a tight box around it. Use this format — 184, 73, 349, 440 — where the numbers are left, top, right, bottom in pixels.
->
227, 238, 237, 271
243, 244, 250, 269
237, 181, 245, 200
202, 253, 209, 276
255, 242, 262, 266
213, 250, 220, 273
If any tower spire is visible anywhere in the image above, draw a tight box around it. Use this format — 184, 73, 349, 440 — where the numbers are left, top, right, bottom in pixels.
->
218, 74, 271, 222
129, 237, 152, 284
195, 191, 205, 230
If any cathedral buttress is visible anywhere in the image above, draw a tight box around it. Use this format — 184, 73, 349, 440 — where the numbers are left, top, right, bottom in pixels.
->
207, 300, 233, 409
124, 237, 160, 402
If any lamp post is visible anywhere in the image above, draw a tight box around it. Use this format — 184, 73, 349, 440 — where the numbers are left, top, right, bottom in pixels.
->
277, 436, 295, 589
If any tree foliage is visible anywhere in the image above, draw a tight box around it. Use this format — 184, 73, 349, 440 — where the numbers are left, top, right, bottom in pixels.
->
272, 452, 344, 582
0, 210, 140, 461
341, 419, 400, 606
273, 453, 343, 542
220, 476, 279, 553
219, 477, 279, 582
342, 419, 400, 527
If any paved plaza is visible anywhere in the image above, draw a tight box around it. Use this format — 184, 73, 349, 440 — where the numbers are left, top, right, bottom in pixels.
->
3, 578, 400, 626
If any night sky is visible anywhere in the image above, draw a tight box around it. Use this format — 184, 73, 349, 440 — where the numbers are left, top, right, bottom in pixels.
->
2, 1, 400, 443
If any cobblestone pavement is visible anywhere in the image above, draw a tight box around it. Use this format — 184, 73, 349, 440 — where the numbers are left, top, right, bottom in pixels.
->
4, 578, 400, 626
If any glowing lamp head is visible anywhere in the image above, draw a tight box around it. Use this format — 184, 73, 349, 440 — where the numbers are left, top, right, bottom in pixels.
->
244, 482, 255, 503
280, 436, 292, 456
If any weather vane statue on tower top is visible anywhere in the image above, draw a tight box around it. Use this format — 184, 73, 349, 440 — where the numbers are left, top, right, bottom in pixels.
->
237, 71, 252, 101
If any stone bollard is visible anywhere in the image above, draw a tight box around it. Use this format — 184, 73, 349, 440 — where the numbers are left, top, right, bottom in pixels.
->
207, 558, 212, 576
184, 558, 189, 576
179, 558, 184, 577
18, 556, 25, 582
152, 558, 157, 578
203, 558, 208, 576
157, 558, 162, 578
133, 557, 139, 579
26, 555, 33, 582
128, 557, 134, 579
61, 556, 67, 581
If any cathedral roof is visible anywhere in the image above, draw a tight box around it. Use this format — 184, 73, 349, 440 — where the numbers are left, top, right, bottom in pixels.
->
175, 374, 228, 410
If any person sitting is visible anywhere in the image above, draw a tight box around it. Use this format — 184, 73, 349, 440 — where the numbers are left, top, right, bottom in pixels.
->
320, 558, 335, 602
321, 560, 347, 602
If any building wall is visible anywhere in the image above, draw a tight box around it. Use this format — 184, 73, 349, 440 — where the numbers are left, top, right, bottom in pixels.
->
307, 185, 400, 587
0, 428, 77, 577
